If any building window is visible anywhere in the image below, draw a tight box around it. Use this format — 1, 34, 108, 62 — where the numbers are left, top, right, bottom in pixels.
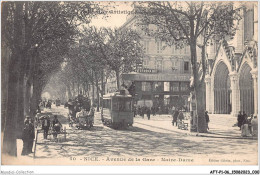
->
184, 61, 189, 72
164, 82, 170, 91
184, 45, 189, 54
180, 48, 184, 54
154, 82, 163, 92
143, 59, 149, 68
171, 60, 177, 72
171, 82, 179, 92
156, 60, 163, 72
164, 95, 170, 105
143, 41, 149, 53
157, 41, 162, 54
180, 82, 189, 91
141, 82, 151, 91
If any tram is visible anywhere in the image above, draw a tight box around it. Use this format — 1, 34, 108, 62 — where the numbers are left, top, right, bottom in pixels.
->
101, 90, 134, 129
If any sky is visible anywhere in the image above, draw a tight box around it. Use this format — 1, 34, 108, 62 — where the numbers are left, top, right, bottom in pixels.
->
89, 1, 134, 29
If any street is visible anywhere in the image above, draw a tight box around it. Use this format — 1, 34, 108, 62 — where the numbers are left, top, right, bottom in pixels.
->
30, 105, 258, 165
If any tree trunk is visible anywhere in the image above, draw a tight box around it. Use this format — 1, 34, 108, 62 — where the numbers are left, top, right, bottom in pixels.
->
115, 70, 120, 90
101, 70, 104, 121
190, 35, 207, 133
87, 84, 90, 97
1, 45, 10, 132
1, 2, 10, 132
72, 82, 75, 97
30, 78, 41, 117
195, 87, 207, 133
66, 84, 72, 100
24, 80, 31, 116
92, 71, 95, 105
77, 81, 80, 95
16, 73, 25, 139
95, 73, 100, 112
3, 54, 19, 157
3, 1, 24, 157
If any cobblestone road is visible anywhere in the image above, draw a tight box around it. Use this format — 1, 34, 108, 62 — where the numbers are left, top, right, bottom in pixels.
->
29, 106, 258, 165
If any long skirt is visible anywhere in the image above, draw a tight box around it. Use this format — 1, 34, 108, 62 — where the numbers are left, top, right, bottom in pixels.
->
21, 140, 29, 155
241, 124, 251, 137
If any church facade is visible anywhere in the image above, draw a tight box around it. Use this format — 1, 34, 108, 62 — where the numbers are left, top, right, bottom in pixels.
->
205, 4, 258, 117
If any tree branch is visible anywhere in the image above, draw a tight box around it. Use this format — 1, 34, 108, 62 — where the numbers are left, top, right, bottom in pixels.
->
195, 2, 203, 37
166, 1, 191, 43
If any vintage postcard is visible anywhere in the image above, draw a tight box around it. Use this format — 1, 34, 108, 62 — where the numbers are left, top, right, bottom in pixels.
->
1, 0, 259, 171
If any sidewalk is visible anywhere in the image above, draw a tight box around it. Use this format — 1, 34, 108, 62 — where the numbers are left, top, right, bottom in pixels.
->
133, 114, 258, 140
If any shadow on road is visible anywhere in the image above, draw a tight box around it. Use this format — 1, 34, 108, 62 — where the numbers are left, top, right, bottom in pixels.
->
35, 107, 258, 159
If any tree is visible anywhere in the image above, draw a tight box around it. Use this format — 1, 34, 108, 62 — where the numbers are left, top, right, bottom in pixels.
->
104, 28, 144, 89
135, 1, 242, 132
1, 1, 99, 157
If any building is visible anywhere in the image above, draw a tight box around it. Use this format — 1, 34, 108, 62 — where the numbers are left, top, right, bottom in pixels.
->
205, 4, 258, 117
120, 17, 196, 111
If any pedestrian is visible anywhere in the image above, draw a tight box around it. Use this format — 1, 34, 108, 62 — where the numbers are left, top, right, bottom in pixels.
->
88, 105, 95, 117
21, 116, 30, 155
146, 107, 151, 120
251, 116, 258, 137
27, 118, 35, 153
178, 110, 184, 122
52, 115, 62, 138
237, 111, 243, 130
141, 106, 145, 118
137, 106, 140, 116
172, 109, 179, 126
205, 111, 210, 130
35, 112, 41, 128
151, 106, 156, 116
88, 105, 95, 127
241, 115, 251, 137
248, 114, 254, 134
133, 105, 136, 117
42, 115, 50, 139
242, 111, 247, 122
171, 105, 176, 113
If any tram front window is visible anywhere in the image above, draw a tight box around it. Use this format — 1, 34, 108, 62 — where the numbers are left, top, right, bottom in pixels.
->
112, 98, 132, 112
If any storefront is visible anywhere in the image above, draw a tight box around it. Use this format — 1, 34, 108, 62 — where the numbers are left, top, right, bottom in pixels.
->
122, 73, 191, 113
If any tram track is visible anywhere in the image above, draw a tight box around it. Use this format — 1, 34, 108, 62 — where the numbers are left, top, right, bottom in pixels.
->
134, 121, 189, 135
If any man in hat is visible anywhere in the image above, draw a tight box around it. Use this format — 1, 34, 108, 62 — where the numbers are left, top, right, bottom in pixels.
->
42, 115, 50, 139
27, 117, 35, 153
22, 116, 34, 155
22, 116, 30, 155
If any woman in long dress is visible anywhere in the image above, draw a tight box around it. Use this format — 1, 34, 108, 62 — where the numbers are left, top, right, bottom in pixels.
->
241, 117, 251, 137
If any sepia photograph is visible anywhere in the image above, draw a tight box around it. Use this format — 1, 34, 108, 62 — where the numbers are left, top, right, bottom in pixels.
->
1, 0, 259, 174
